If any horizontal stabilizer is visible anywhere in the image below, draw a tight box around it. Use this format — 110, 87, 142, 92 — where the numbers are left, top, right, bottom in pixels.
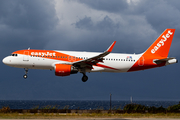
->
154, 57, 178, 65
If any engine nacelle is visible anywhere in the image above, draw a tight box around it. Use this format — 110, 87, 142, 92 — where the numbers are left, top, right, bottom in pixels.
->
55, 64, 78, 76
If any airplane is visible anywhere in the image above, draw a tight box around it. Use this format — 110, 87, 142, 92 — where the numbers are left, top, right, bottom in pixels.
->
2, 29, 178, 82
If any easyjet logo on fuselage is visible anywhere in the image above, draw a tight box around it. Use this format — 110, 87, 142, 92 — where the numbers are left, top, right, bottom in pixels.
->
31, 52, 56, 56
151, 30, 173, 54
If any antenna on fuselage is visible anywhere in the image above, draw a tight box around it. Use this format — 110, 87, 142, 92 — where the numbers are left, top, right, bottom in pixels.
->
28, 47, 30, 50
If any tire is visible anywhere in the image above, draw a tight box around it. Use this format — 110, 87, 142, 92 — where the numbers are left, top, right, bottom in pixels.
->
23, 74, 28, 79
82, 75, 88, 82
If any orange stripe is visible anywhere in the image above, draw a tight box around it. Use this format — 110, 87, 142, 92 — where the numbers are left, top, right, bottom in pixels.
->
96, 63, 119, 70
13, 49, 119, 71
13, 50, 83, 62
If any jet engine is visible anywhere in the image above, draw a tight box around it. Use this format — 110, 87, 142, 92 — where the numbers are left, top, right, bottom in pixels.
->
55, 64, 78, 76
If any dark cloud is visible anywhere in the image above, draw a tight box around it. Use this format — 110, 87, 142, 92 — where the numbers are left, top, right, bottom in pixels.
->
78, 0, 128, 13
72, 14, 156, 54
126, 0, 180, 55
0, 0, 58, 30
0, 0, 59, 55
166, 0, 180, 11
74, 16, 93, 30
74, 16, 119, 32
76, 0, 180, 54
137, 0, 180, 32
96, 16, 120, 30
0, 0, 180, 100
77, 0, 180, 33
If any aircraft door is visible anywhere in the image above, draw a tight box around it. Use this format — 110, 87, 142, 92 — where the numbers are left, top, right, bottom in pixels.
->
138, 56, 144, 66
23, 51, 29, 61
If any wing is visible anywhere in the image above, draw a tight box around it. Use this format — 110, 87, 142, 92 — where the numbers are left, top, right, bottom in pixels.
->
72, 41, 116, 69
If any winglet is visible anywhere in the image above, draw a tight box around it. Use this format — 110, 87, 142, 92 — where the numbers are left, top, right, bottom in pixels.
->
107, 41, 116, 52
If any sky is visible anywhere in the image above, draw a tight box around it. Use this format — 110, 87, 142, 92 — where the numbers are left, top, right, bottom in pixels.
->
0, 0, 180, 101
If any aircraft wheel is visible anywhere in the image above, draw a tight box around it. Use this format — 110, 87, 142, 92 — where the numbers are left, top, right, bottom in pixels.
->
23, 74, 28, 79
82, 75, 88, 82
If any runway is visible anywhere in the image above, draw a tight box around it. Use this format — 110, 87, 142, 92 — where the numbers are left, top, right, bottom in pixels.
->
1, 118, 180, 120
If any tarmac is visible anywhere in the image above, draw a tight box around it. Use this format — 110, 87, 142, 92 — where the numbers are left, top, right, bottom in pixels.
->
0, 118, 180, 120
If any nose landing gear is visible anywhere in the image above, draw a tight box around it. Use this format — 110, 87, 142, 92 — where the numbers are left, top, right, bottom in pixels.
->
23, 74, 28, 79
23, 68, 28, 79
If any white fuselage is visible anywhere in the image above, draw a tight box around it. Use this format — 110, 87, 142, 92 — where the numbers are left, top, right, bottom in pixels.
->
3, 50, 141, 73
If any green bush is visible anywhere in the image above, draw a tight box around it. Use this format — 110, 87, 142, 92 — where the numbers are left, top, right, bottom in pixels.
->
1, 106, 10, 113
123, 104, 148, 111
167, 104, 180, 111
123, 104, 166, 112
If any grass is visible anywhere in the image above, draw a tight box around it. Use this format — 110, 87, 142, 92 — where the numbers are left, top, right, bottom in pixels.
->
1, 113, 180, 119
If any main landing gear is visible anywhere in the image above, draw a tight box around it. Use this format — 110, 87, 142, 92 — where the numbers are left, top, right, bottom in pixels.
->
23, 68, 28, 79
82, 73, 88, 82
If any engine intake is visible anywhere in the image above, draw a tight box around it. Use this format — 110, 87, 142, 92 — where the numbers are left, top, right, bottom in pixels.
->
55, 64, 78, 76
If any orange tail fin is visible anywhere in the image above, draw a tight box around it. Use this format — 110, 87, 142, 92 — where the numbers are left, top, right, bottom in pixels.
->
128, 29, 176, 72
144, 29, 175, 57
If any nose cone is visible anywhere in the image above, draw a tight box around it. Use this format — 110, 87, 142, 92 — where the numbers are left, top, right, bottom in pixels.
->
2, 57, 10, 65
3, 57, 7, 64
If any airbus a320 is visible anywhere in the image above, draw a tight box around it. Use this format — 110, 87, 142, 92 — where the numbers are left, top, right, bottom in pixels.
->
2, 29, 178, 82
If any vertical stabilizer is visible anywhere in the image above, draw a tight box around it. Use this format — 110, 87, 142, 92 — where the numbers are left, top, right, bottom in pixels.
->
128, 29, 176, 72
144, 29, 175, 57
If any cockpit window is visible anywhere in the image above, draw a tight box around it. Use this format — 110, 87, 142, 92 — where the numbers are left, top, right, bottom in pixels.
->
11, 54, 18, 57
